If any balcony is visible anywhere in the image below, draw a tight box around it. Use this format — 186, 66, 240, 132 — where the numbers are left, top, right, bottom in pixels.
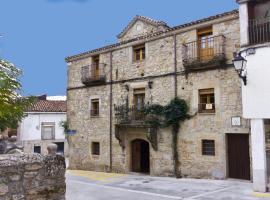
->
182, 35, 226, 73
115, 105, 147, 126
81, 63, 106, 86
249, 17, 270, 45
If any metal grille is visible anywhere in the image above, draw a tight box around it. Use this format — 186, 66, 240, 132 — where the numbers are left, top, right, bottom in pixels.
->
202, 140, 215, 156
249, 17, 270, 45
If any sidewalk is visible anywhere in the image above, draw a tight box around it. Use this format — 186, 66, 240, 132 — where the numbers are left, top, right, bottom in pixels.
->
66, 170, 270, 200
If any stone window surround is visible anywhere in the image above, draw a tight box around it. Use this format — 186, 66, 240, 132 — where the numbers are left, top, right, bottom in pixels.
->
128, 82, 148, 106
195, 134, 220, 159
129, 43, 148, 64
41, 122, 55, 140
89, 95, 101, 118
191, 80, 220, 115
91, 141, 101, 159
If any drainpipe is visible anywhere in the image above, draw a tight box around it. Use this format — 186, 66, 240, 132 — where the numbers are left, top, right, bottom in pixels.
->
173, 34, 178, 97
109, 51, 113, 172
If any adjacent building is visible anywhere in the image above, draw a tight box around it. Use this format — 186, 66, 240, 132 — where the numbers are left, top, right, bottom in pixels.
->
18, 95, 68, 155
237, 0, 270, 192
66, 10, 252, 180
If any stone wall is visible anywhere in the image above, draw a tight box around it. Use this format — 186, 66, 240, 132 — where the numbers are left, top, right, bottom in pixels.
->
0, 153, 66, 200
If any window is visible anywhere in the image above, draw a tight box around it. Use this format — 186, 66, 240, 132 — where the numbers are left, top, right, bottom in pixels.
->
133, 88, 145, 110
133, 88, 145, 120
133, 44, 145, 62
54, 142, 65, 155
91, 99, 99, 117
202, 140, 215, 156
198, 88, 215, 113
92, 142, 100, 155
34, 146, 41, 154
41, 122, 55, 140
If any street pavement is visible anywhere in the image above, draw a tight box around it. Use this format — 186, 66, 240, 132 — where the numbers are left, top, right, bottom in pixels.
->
66, 170, 270, 200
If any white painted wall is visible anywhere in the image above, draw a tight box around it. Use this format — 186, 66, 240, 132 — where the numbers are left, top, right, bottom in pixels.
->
19, 112, 66, 141
242, 47, 270, 118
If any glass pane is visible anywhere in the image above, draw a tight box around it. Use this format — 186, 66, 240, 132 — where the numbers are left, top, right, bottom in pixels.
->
43, 126, 53, 140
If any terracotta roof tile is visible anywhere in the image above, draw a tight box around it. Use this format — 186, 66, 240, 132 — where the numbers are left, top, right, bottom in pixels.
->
28, 100, 66, 112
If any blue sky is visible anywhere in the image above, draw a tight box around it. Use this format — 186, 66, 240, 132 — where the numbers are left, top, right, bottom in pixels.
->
0, 0, 238, 96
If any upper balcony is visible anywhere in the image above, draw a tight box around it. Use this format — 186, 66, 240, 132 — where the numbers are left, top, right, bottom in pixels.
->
248, 16, 270, 45
81, 63, 106, 86
182, 35, 226, 73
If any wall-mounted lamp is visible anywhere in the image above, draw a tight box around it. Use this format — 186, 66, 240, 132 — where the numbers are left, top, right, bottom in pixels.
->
232, 53, 247, 85
148, 81, 153, 89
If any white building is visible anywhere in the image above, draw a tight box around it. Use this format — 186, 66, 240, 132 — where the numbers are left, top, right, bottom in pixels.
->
18, 95, 68, 155
237, 0, 270, 192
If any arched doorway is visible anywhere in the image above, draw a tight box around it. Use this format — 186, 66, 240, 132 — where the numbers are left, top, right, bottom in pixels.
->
131, 139, 150, 173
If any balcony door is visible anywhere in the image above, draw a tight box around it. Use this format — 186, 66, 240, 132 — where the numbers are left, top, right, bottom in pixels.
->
92, 55, 100, 80
133, 88, 145, 120
198, 27, 213, 61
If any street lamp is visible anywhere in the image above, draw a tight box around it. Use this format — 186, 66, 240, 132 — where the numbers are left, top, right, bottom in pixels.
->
232, 53, 247, 85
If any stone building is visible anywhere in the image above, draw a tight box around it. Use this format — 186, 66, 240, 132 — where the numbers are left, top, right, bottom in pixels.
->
66, 10, 252, 180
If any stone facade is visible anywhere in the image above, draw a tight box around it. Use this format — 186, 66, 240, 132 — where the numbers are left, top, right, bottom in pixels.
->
0, 153, 66, 200
66, 10, 251, 179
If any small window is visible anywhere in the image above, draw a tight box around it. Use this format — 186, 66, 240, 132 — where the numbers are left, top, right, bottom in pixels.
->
133, 44, 145, 62
199, 88, 215, 113
41, 122, 55, 140
202, 140, 215, 156
92, 142, 100, 155
91, 99, 99, 116
34, 146, 41, 154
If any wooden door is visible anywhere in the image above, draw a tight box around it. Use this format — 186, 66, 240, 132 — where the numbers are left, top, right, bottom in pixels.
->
227, 134, 251, 180
131, 140, 141, 172
198, 27, 213, 61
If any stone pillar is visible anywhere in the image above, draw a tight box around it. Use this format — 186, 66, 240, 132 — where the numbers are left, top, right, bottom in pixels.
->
251, 119, 267, 192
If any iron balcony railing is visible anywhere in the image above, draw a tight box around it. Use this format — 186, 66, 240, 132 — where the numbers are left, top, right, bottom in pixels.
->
249, 17, 270, 45
198, 103, 215, 114
115, 105, 146, 125
182, 35, 226, 66
81, 63, 106, 85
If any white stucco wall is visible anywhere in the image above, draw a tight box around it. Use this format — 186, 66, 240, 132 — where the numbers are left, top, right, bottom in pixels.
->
19, 112, 66, 141
242, 47, 270, 119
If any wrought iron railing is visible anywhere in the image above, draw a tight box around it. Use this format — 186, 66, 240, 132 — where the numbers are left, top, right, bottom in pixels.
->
81, 63, 106, 85
249, 17, 270, 45
198, 103, 215, 114
182, 35, 226, 65
115, 105, 146, 125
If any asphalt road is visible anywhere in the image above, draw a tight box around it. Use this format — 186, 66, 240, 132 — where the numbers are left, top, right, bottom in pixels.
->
66, 171, 270, 200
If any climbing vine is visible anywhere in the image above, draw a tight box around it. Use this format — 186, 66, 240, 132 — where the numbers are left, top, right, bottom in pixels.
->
144, 97, 191, 178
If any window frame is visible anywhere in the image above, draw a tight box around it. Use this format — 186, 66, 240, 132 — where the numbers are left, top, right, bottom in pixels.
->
90, 98, 100, 117
201, 139, 215, 156
41, 122, 55, 140
198, 88, 215, 113
91, 142, 100, 156
133, 44, 145, 62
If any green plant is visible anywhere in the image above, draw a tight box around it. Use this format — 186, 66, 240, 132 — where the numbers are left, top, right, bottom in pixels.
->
0, 59, 35, 132
59, 120, 68, 134
144, 97, 191, 178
